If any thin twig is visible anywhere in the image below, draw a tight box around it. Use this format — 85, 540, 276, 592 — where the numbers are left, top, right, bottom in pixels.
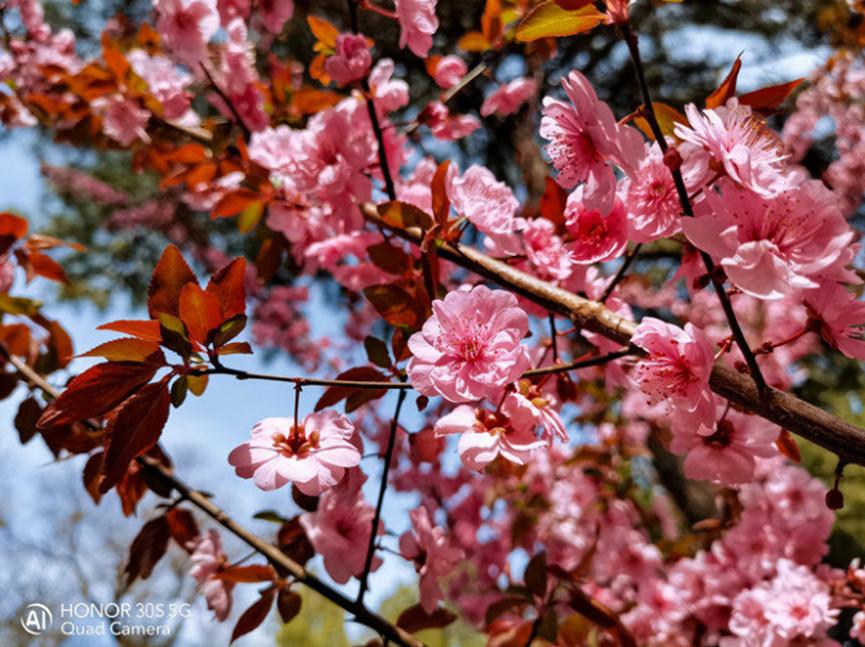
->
357, 384, 408, 604
200, 63, 252, 141
601, 243, 642, 303
522, 348, 632, 377
619, 22, 768, 395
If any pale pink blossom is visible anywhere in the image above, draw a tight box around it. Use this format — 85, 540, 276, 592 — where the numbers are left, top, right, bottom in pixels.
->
851, 610, 865, 641
128, 49, 193, 121
187, 530, 233, 621
682, 179, 856, 300
406, 285, 531, 403
300, 471, 382, 584
540, 70, 643, 212
502, 381, 567, 444
399, 507, 465, 612
154, 0, 219, 65
480, 77, 537, 117
449, 165, 520, 253
674, 98, 791, 198
670, 410, 779, 485
93, 94, 151, 146
395, 0, 438, 57
631, 317, 717, 433
564, 186, 628, 263
227, 411, 361, 494
325, 33, 372, 87
369, 59, 410, 114
434, 404, 545, 469
803, 281, 865, 360
0, 260, 14, 293
518, 217, 574, 281
432, 55, 467, 89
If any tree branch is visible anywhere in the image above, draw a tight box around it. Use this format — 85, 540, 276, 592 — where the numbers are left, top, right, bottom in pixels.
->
0, 346, 422, 647
619, 22, 769, 395
361, 202, 865, 466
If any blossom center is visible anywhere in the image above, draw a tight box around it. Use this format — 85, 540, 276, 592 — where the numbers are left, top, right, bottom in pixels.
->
271, 424, 319, 457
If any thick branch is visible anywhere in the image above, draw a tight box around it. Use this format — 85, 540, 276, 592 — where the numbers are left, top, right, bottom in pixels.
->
361, 202, 865, 466
0, 346, 422, 647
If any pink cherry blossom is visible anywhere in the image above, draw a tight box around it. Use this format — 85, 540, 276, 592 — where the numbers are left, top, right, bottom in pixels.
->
369, 59, 410, 114
406, 285, 531, 403
227, 411, 361, 494
449, 165, 520, 253
564, 186, 628, 263
803, 281, 865, 360
682, 179, 856, 300
480, 77, 538, 117
154, 0, 219, 65
674, 98, 791, 198
502, 381, 567, 444
92, 94, 151, 146
518, 217, 575, 282
399, 506, 465, 612
432, 55, 467, 89
631, 317, 717, 433
540, 70, 644, 212
257, 0, 294, 34
395, 0, 438, 57
421, 101, 480, 140
325, 33, 372, 87
187, 530, 233, 621
128, 49, 193, 121
299, 470, 382, 584
434, 404, 545, 469
670, 409, 779, 485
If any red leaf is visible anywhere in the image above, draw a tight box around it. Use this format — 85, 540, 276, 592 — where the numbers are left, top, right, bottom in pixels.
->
277, 589, 302, 624
165, 508, 199, 551
98, 320, 162, 342
28, 251, 68, 283
231, 589, 275, 644
363, 284, 426, 329
124, 515, 171, 588
206, 257, 247, 320
706, 55, 742, 109
37, 361, 158, 428
81, 338, 166, 364
739, 78, 804, 113
179, 282, 222, 345
212, 188, 261, 219
15, 396, 42, 444
82, 451, 105, 503
539, 176, 568, 230
396, 603, 457, 633
148, 245, 197, 318
100, 382, 171, 493
314, 367, 389, 412
216, 564, 277, 583
432, 160, 451, 225
0, 212, 29, 239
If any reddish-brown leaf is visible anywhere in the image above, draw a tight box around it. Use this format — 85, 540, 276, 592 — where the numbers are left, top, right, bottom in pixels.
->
46, 320, 74, 370
14, 396, 42, 444
211, 189, 261, 220
179, 282, 222, 345
705, 55, 742, 109
739, 78, 804, 113
314, 367, 389, 412
28, 250, 68, 284
37, 361, 158, 428
100, 382, 171, 493
206, 257, 247, 320
216, 564, 277, 583
81, 338, 166, 364
363, 284, 425, 329
231, 589, 275, 644
539, 176, 568, 230
775, 429, 801, 463
165, 508, 199, 551
432, 160, 451, 225
0, 212, 29, 240
148, 244, 197, 318
124, 515, 171, 588
277, 590, 302, 624
98, 320, 162, 342
397, 603, 457, 633
82, 450, 105, 503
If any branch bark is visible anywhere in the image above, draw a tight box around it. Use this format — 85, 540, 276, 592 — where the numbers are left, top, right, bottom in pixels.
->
361, 202, 865, 466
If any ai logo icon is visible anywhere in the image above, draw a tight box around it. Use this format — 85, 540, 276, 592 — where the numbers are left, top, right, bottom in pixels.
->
20, 603, 53, 636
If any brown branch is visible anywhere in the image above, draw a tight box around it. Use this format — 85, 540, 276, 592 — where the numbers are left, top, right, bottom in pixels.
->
0, 346, 422, 647
619, 22, 768, 395
200, 63, 252, 141
361, 202, 865, 466
200, 365, 413, 390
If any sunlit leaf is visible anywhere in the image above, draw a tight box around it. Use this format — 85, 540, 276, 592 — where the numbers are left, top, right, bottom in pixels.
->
515, 1, 605, 42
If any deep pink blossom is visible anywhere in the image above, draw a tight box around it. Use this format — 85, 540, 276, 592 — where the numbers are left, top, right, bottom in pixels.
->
154, 0, 219, 65
540, 70, 643, 212
631, 317, 717, 433
480, 77, 537, 117
325, 33, 372, 87
227, 411, 361, 494
434, 405, 545, 469
395, 0, 438, 57
407, 285, 530, 403
803, 281, 865, 360
187, 530, 233, 621
674, 98, 791, 198
682, 180, 856, 300
432, 55, 467, 89
564, 186, 628, 263
300, 471, 382, 583
399, 507, 465, 612
257, 0, 294, 33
